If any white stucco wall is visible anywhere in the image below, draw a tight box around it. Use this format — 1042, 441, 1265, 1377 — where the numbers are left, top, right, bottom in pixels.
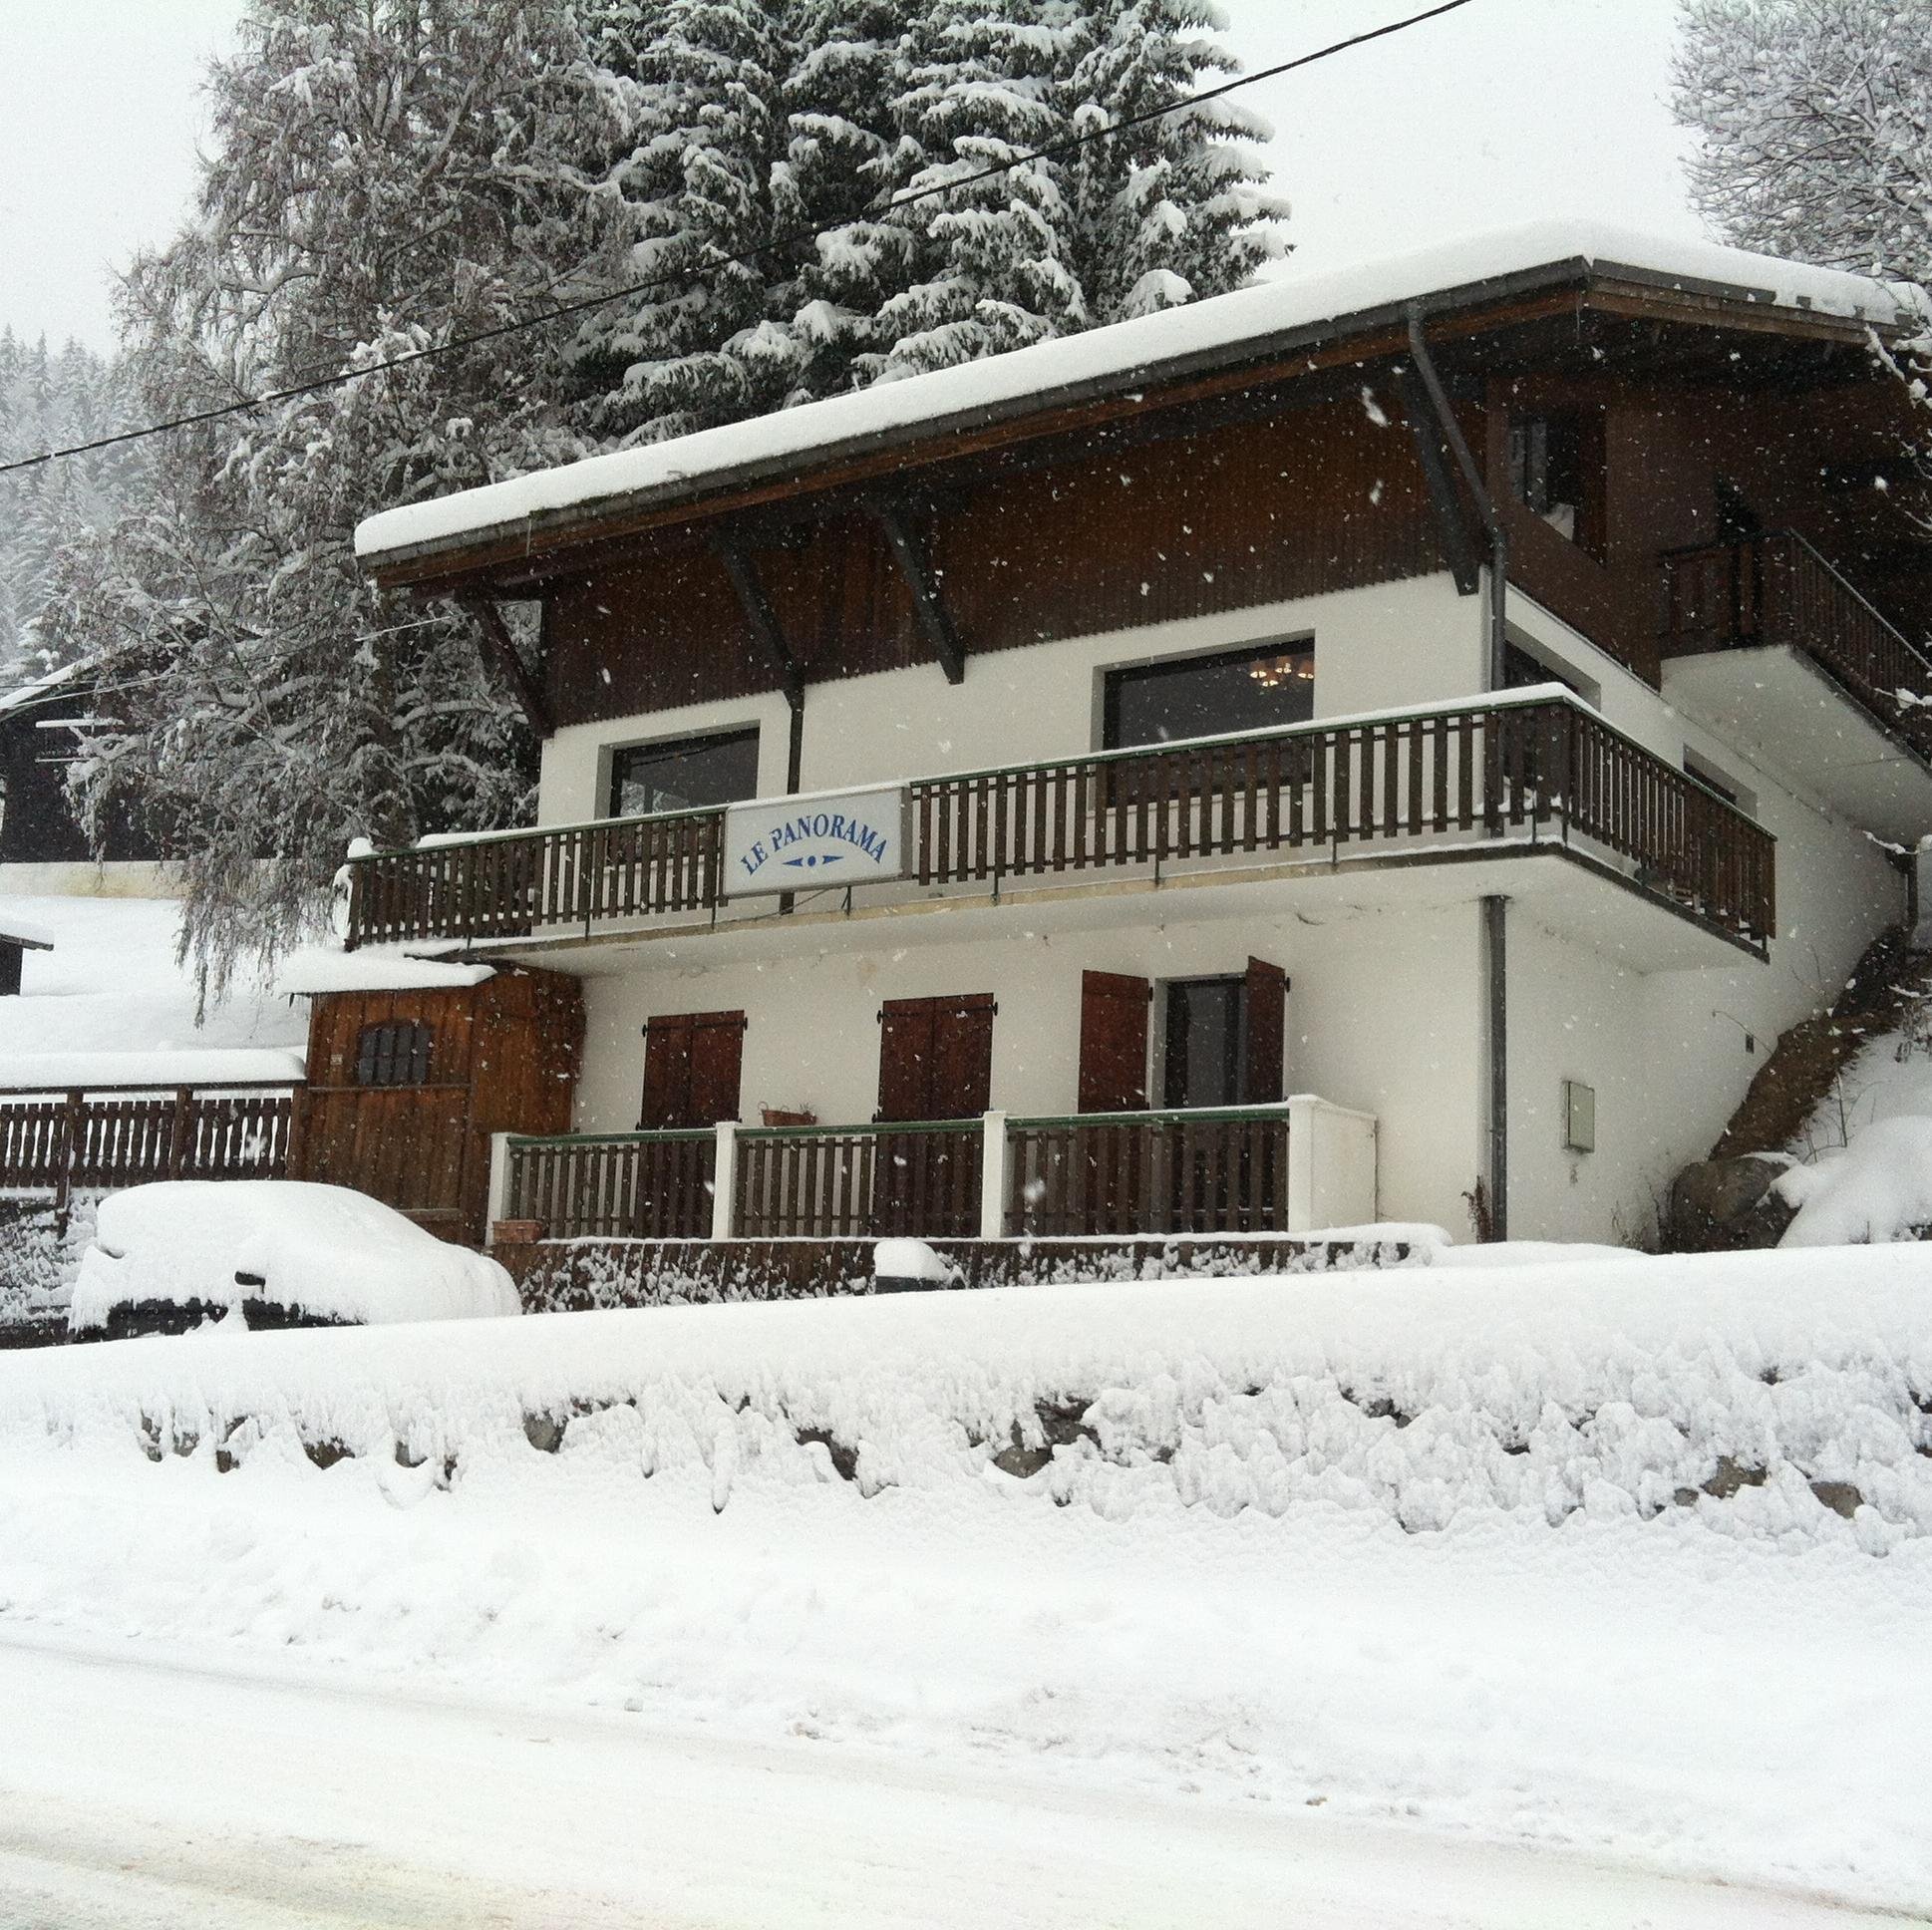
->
573, 897, 1487, 1238
537, 572, 1483, 824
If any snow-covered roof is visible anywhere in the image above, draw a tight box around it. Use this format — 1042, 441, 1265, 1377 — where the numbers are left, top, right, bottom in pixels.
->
0, 661, 82, 721
356, 219, 1921, 572
0, 1048, 305, 1092
0, 918, 54, 950
276, 943, 494, 996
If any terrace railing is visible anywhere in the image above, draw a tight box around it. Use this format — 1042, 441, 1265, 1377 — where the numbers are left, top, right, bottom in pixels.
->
1005, 1105, 1291, 1238
734, 1119, 984, 1240
1662, 530, 1932, 759
504, 1126, 716, 1242
0, 1082, 299, 1222
346, 693, 1775, 952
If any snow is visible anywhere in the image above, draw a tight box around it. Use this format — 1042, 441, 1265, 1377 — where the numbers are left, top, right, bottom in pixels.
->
0, 895, 306, 1087
2, 1244, 1930, 1915
67, 1181, 519, 1331
1779, 1115, 1932, 1246
275, 943, 493, 995
0, 914, 54, 948
356, 219, 1920, 565
0, 660, 80, 718
872, 1236, 960, 1283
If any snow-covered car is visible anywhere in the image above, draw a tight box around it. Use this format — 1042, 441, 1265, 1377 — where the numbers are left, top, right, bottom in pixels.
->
69, 1180, 519, 1341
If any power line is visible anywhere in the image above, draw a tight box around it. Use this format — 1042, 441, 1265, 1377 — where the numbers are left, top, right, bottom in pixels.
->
0, 0, 1476, 482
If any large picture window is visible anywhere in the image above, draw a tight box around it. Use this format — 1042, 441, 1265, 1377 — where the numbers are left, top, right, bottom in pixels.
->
1103, 640, 1315, 753
607, 727, 760, 819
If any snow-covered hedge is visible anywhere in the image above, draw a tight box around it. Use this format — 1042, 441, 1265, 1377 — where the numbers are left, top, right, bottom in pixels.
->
8, 1244, 1931, 1552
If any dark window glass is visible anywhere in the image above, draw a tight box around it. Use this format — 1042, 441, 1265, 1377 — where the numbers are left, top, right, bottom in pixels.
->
1684, 754, 1739, 806
1508, 410, 1605, 556
356, 1021, 433, 1088
608, 728, 760, 819
1162, 977, 1244, 1110
1103, 641, 1315, 752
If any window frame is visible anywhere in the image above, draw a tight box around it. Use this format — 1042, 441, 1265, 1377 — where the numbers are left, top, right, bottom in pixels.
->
1100, 637, 1317, 757
354, 1019, 435, 1089
604, 724, 761, 822
1507, 406, 1607, 560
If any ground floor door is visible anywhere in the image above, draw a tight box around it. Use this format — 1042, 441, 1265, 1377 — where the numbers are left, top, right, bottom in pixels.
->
872, 993, 993, 1235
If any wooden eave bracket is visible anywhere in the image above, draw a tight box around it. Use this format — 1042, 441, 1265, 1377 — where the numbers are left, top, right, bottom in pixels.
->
1397, 364, 1483, 597
459, 595, 552, 738
873, 501, 966, 685
713, 535, 805, 711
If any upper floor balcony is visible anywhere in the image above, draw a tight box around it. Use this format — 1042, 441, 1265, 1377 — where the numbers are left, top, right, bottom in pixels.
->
343, 689, 1775, 968
1661, 530, 1932, 841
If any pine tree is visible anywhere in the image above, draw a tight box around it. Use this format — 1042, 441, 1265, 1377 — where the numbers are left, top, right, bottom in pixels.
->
43, 0, 621, 998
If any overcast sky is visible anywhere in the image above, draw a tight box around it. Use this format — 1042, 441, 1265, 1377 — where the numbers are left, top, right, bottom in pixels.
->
0, 0, 1701, 354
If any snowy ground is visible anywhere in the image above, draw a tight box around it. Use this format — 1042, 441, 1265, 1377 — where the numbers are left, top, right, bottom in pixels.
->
1, 1254, 1928, 1923
0, 893, 305, 1086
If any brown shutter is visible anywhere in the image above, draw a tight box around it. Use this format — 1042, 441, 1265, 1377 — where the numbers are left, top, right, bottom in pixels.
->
1079, 971, 1150, 1113
641, 1011, 745, 1127
877, 998, 935, 1123
1241, 957, 1288, 1105
878, 994, 994, 1121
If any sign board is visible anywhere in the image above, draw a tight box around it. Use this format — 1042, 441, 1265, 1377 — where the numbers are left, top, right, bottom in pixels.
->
724, 786, 909, 896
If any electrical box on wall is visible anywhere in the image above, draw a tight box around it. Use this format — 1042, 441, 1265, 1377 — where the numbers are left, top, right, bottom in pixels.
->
1562, 1079, 1596, 1154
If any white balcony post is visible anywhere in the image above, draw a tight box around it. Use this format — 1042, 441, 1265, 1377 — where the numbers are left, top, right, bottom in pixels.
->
483, 1131, 514, 1247
979, 1109, 1008, 1240
1285, 1095, 1378, 1234
711, 1120, 740, 1242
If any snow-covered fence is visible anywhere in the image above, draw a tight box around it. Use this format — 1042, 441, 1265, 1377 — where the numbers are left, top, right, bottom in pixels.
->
0, 1083, 299, 1221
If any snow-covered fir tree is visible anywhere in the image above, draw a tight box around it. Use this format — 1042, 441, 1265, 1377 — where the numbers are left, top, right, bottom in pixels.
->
575, 0, 1285, 428
1674, 0, 1932, 281
0, 334, 141, 682
43, 0, 623, 999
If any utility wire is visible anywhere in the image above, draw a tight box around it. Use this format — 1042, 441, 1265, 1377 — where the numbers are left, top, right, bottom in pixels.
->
0, 0, 1476, 481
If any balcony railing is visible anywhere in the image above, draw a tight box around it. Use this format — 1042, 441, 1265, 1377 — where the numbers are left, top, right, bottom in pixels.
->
497, 1100, 1376, 1247
1662, 530, 1932, 758
347, 691, 1775, 953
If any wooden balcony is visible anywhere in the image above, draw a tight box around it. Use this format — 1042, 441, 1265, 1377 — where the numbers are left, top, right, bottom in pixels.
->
348, 692, 1776, 959
1662, 532, 1932, 838
498, 1099, 1377, 1246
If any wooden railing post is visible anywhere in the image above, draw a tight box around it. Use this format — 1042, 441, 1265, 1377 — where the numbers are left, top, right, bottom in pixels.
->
54, 1088, 83, 1232
165, 1086, 192, 1180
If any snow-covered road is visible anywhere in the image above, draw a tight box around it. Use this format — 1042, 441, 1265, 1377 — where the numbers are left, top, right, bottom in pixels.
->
0, 1630, 1904, 1930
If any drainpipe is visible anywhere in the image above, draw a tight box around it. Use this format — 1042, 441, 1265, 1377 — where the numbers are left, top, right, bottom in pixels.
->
1410, 307, 1511, 1236
1483, 894, 1508, 1242
1405, 307, 1508, 692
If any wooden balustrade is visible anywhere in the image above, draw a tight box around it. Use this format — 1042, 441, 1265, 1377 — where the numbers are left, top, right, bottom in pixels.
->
505, 1128, 715, 1241
0, 1083, 298, 1220
344, 695, 1774, 952
347, 808, 724, 948
735, 1121, 983, 1240
1005, 1107, 1291, 1238
1663, 531, 1932, 757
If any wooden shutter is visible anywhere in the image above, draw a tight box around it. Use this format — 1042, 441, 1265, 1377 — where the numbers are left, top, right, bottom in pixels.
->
1079, 971, 1150, 1113
641, 1011, 745, 1128
878, 994, 994, 1121
1241, 957, 1288, 1105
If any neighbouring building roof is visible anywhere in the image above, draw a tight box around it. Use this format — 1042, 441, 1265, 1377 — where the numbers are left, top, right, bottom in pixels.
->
354, 219, 1923, 578
0, 661, 83, 720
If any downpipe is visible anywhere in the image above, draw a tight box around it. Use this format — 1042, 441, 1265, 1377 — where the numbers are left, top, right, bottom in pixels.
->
1484, 892, 1508, 1242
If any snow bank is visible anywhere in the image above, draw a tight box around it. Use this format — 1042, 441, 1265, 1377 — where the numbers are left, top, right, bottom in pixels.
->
1779, 1115, 1932, 1245
356, 219, 1916, 565
276, 943, 493, 995
69, 1181, 517, 1331
18, 1242, 1932, 1550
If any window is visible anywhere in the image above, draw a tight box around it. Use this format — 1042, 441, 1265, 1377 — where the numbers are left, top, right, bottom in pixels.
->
1502, 641, 1596, 707
1508, 409, 1605, 557
1162, 977, 1244, 1110
1684, 748, 1753, 815
641, 1010, 746, 1128
607, 727, 759, 820
356, 1020, 433, 1088
1103, 640, 1315, 752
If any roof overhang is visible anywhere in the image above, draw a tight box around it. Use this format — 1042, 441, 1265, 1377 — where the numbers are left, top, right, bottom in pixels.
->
358, 238, 1918, 600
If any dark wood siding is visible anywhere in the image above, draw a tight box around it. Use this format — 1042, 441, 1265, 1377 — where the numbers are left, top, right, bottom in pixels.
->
544, 392, 1443, 728
1078, 971, 1150, 1114
877, 993, 995, 1123
299, 967, 584, 1244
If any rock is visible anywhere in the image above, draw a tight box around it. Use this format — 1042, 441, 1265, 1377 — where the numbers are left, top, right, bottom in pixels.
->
1668, 1154, 1796, 1252
1808, 1479, 1863, 1518
523, 1411, 566, 1453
